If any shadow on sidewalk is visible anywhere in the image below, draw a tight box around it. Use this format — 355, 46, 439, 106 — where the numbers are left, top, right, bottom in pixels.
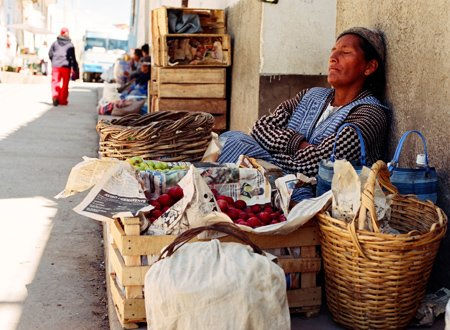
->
0, 84, 108, 330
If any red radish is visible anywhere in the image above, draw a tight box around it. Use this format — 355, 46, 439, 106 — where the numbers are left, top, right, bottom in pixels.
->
250, 205, 261, 213
227, 208, 240, 220
157, 194, 173, 207
224, 196, 234, 206
270, 220, 278, 225
263, 206, 273, 213
246, 212, 256, 219
149, 217, 156, 223
279, 215, 287, 222
257, 211, 271, 224
238, 210, 248, 220
149, 200, 161, 210
247, 217, 263, 228
211, 188, 219, 196
234, 200, 247, 210
217, 199, 229, 212
264, 203, 272, 208
167, 186, 184, 201
150, 209, 163, 219
236, 220, 250, 227
270, 212, 280, 221
162, 206, 170, 213
216, 195, 228, 201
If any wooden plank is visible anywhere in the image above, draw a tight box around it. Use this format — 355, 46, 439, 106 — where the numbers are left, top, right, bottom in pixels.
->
123, 234, 198, 256
156, 98, 226, 114
300, 246, 317, 289
151, 10, 160, 66
228, 225, 320, 249
110, 274, 146, 322
213, 113, 227, 130
159, 83, 225, 99
287, 287, 322, 308
156, 7, 169, 35
110, 247, 150, 286
110, 219, 126, 254
278, 257, 321, 273
157, 67, 226, 84
123, 221, 143, 299
121, 224, 319, 256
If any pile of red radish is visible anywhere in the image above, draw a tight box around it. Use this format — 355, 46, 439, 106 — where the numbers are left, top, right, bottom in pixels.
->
145, 185, 184, 223
211, 189, 286, 228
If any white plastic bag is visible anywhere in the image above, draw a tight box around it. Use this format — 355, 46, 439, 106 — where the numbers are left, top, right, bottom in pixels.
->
145, 239, 290, 330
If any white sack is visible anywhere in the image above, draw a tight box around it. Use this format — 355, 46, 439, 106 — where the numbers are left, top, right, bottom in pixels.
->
145, 240, 290, 330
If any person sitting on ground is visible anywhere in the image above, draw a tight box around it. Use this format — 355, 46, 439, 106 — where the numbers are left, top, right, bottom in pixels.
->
129, 48, 143, 73
141, 43, 150, 57
218, 27, 389, 201
121, 56, 151, 98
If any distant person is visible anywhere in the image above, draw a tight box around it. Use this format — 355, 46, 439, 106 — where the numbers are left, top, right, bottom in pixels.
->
49, 27, 79, 106
38, 41, 49, 75
141, 43, 150, 57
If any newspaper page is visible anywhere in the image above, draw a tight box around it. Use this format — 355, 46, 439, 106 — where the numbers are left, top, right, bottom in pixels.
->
73, 162, 152, 222
55, 157, 121, 198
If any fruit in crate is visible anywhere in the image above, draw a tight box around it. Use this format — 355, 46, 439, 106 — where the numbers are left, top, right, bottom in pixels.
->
127, 158, 189, 172
214, 194, 287, 228
145, 185, 184, 223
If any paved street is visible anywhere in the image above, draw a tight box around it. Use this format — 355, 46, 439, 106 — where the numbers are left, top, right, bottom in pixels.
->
0, 81, 107, 330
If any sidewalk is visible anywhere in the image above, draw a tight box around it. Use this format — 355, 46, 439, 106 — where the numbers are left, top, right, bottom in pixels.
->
0, 82, 107, 329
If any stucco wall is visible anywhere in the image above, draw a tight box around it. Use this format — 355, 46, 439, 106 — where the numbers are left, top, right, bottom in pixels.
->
337, 0, 450, 288
260, 0, 336, 75
227, 0, 263, 132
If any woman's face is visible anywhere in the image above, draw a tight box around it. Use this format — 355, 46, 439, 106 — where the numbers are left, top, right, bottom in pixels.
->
327, 34, 375, 89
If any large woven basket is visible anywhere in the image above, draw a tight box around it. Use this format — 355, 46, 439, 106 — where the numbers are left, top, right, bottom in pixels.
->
317, 161, 447, 329
96, 111, 214, 161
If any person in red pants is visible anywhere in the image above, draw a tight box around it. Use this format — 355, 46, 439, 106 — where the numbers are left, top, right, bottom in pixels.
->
49, 28, 79, 106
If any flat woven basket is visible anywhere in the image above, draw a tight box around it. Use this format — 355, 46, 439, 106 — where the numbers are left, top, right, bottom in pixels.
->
317, 160, 447, 329
96, 111, 214, 161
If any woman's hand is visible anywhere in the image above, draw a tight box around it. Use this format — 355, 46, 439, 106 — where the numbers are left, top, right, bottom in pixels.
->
299, 141, 312, 149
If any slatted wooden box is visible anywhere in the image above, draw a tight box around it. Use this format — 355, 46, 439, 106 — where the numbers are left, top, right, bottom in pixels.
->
107, 216, 322, 329
149, 66, 227, 131
151, 7, 231, 67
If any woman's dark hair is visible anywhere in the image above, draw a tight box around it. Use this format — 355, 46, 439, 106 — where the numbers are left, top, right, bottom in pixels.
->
141, 44, 149, 55
355, 35, 386, 100
134, 48, 143, 58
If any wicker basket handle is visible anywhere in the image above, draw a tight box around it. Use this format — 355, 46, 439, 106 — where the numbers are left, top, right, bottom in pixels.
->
158, 222, 264, 261
357, 160, 399, 231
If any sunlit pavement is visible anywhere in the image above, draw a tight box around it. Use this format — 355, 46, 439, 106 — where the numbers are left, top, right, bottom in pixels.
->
0, 81, 107, 329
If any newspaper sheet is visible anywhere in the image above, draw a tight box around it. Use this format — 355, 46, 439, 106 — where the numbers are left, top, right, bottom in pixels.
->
73, 162, 152, 222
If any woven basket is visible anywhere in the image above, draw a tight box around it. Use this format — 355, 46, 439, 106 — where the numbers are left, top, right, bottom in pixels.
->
96, 111, 214, 161
317, 160, 447, 329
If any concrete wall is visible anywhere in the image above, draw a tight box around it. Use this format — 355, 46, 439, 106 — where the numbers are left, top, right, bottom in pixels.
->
227, 0, 335, 131
260, 0, 336, 75
227, 0, 263, 133
337, 0, 450, 288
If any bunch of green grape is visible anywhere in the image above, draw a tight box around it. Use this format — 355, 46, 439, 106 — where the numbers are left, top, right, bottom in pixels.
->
127, 157, 188, 172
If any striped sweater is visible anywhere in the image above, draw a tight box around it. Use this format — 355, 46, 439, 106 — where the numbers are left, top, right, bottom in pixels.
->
251, 89, 389, 177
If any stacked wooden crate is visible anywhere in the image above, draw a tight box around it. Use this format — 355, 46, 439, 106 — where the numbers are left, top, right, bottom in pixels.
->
107, 216, 322, 329
150, 7, 231, 132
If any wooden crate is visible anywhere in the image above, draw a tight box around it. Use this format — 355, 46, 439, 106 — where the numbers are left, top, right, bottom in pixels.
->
107, 216, 322, 328
149, 66, 227, 131
151, 7, 231, 67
